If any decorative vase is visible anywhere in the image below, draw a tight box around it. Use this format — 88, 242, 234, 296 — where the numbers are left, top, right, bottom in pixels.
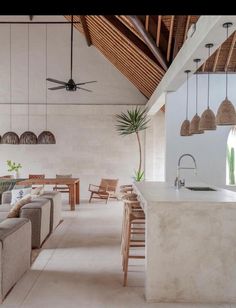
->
13, 171, 19, 179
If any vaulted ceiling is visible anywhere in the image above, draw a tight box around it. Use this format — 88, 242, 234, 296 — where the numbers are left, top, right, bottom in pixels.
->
65, 15, 236, 99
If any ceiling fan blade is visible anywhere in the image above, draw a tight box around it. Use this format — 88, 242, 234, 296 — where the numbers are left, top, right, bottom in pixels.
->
46, 78, 67, 85
48, 85, 66, 90
77, 86, 92, 92
75, 81, 97, 86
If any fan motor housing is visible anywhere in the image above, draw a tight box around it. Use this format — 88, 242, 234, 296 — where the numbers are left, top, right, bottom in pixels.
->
66, 79, 77, 91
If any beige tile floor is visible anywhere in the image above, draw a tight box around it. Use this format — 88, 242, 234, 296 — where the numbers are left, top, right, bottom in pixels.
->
1, 199, 233, 308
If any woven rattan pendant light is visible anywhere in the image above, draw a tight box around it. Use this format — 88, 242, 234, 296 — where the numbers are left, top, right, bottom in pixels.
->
1, 24, 19, 144
180, 70, 192, 136
38, 25, 56, 144
199, 43, 216, 131
19, 24, 38, 144
216, 22, 236, 126
190, 59, 204, 134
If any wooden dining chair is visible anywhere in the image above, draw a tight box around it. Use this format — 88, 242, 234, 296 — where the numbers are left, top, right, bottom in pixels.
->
28, 174, 45, 189
88, 178, 119, 203
53, 174, 72, 195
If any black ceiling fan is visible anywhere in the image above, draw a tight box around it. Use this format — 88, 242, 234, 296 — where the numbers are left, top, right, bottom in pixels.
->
46, 15, 96, 92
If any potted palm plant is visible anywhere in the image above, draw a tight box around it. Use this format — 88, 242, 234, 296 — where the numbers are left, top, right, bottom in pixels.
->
115, 106, 150, 182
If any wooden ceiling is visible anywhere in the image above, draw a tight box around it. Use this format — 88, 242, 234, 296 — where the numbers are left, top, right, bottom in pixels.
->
64, 15, 236, 99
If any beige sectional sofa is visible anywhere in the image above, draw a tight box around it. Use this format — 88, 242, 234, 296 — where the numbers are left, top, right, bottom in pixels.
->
0, 218, 31, 303
0, 190, 61, 248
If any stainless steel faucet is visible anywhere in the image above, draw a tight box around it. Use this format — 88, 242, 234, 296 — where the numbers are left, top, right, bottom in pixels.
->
175, 154, 197, 189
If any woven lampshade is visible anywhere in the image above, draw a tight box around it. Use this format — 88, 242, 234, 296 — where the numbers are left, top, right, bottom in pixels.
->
199, 108, 216, 130
38, 131, 56, 144
19, 131, 38, 144
190, 114, 204, 134
216, 98, 236, 125
180, 119, 192, 136
1, 132, 19, 144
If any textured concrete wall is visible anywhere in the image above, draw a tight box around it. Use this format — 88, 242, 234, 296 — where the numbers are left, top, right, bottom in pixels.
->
0, 105, 144, 199
145, 110, 165, 181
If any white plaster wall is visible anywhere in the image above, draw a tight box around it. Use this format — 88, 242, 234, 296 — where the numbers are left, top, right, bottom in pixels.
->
166, 74, 235, 188
0, 16, 147, 199
145, 110, 165, 181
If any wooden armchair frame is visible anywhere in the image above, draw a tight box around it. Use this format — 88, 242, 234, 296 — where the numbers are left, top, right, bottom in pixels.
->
88, 179, 119, 203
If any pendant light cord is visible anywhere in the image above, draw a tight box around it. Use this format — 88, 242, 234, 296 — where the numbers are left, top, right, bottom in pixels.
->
27, 24, 30, 130
186, 71, 189, 120
226, 25, 229, 99
195, 61, 198, 115
9, 24, 12, 131
70, 15, 73, 80
45, 24, 48, 131
207, 45, 211, 109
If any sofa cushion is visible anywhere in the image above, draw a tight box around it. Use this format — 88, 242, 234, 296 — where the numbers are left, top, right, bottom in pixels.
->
0, 212, 9, 220
7, 195, 32, 218
0, 217, 30, 240
10, 188, 31, 205
0, 204, 12, 212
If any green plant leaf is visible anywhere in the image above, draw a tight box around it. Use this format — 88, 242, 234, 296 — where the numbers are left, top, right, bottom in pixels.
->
134, 170, 144, 182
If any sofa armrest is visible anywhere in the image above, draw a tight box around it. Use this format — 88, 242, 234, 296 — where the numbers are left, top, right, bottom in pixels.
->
1, 191, 12, 204
0, 218, 31, 302
20, 199, 51, 248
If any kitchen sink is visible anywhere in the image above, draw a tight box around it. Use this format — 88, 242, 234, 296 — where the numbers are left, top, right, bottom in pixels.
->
186, 186, 216, 191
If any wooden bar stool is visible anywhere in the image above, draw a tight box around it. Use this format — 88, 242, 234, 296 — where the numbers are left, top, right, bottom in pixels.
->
120, 195, 139, 253
120, 184, 133, 194
122, 201, 145, 286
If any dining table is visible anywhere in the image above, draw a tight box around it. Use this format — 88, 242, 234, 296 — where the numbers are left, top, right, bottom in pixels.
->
18, 178, 80, 211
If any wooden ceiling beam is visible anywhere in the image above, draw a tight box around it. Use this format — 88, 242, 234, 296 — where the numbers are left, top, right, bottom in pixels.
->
79, 15, 92, 46
102, 15, 163, 68
184, 15, 191, 41
167, 15, 174, 62
145, 15, 149, 31
87, 17, 162, 84
225, 32, 236, 71
127, 15, 168, 71
99, 16, 165, 75
213, 47, 221, 72
201, 61, 206, 72
172, 16, 186, 59
156, 16, 162, 47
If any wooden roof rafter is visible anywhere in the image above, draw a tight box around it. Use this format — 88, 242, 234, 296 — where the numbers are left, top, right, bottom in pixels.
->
126, 15, 168, 71
79, 15, 92, 47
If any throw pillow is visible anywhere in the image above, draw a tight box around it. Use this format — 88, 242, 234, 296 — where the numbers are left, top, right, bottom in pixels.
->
39, 188, 45, 195
31, 186, 43, 195
7, 195, 32, 218
10, 188, 32, 205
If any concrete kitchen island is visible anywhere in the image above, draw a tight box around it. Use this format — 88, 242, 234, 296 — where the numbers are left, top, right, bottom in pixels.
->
134, 181, 236, 304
